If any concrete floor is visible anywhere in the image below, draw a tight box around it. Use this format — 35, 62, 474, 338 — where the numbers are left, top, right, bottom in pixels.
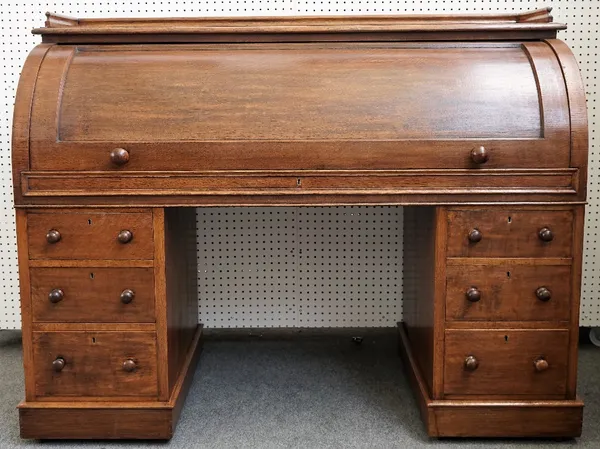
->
0, 329, 598, 448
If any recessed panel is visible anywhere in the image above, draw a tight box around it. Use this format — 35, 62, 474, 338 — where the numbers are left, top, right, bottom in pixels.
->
58, 46, 541, 142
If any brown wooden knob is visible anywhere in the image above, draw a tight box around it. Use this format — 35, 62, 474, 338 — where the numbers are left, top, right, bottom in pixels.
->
46, 229, 61, 244
123, 359, 137, 372
468, 228, 482, 243
465, 287, 481, 302
536, 287, 552, 302
538, 227, 554, 242
52, 357, 66, 372
470, 146, 489, 164
117, 230, 133, 244
48, 288, 64, 304
464, 355, 479, 371
534, 358, 549, 372
120, 289, 135, 304
110, 148, 130, 166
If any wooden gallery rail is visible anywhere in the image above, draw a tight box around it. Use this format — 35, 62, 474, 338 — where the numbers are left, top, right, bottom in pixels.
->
11, 7, 587, 439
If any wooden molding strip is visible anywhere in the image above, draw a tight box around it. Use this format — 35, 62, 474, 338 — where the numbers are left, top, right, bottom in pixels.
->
33, 9, 564, 43
21, 169, 578, 197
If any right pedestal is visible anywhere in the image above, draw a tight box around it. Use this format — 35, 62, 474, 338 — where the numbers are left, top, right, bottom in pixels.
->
401, 205, 584, 438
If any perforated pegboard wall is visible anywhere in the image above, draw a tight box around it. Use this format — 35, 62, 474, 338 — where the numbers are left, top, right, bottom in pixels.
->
0, 1, 598, 328
198, 207, 402, 327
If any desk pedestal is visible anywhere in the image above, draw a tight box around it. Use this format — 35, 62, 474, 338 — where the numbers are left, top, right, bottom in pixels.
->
15, 205, 584, 438
401, 205, 584, 437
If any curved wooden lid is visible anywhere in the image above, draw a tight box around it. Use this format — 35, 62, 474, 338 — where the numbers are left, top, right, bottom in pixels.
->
34, 8, 565, 43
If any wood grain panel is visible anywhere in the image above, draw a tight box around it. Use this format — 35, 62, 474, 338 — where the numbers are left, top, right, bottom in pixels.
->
446, 209, 573, 257
402, 207, 437, 396
22, 169, 578, 196
164, 208, 199, 394
445, 263, 571, 321
19, 408, 172, 439
58, 46, 541, 141
10, 44, 52, 205
431, 404, 583, 438
27, 210, 154, 260
544, 39, 589, 202
30, 267, 155, 323
567, 205, 585, 398
521, 42, 570, 145
444, 329, 569, 396
153, 208, 169, 401
33, 331, 158, 398
16, 210, 35, 401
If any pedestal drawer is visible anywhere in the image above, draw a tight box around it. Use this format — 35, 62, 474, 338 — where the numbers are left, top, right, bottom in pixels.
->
31, 267, 155, 323
33, 331, 158, 398
444, 329, 569, 397
27, 211, 154, 260
446, 210, 573, 258
445, 264, 571, 321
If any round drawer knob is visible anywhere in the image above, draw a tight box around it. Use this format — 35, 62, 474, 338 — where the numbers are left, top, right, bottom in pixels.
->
52, 357, 66, 372
110, 148, 130, 166
468, 228, 483, 243
48, 288, 64, 304
117, 230, 133, 244
538, 227, 554, 242
464, 355, 479, 371
465, 287, 481, 302
46, 229, 61, 244
470, 146, 489, 164
123, 358, 137, 373
534, 358, 549, 372
120, 289, 135, 304
536, 287, 552, 302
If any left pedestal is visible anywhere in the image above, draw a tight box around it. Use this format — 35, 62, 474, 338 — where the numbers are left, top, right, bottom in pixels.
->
15, 208, 202, 439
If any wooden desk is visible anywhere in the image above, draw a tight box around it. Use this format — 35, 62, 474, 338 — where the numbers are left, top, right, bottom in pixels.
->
12, 8, 587, 439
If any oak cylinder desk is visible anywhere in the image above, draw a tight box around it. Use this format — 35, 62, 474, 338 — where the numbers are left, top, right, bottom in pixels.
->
11, 8, 588, 440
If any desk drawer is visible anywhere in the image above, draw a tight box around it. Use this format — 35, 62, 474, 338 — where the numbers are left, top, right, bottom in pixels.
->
32, 331, 158, 399
31, 267, 155, 323
444, 329, 569, 397
445, 263, 571, 322
446, 209, 573, 258
27, 211, 154, 260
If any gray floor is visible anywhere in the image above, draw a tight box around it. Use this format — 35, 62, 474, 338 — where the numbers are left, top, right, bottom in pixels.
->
0, 329, 599, 449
